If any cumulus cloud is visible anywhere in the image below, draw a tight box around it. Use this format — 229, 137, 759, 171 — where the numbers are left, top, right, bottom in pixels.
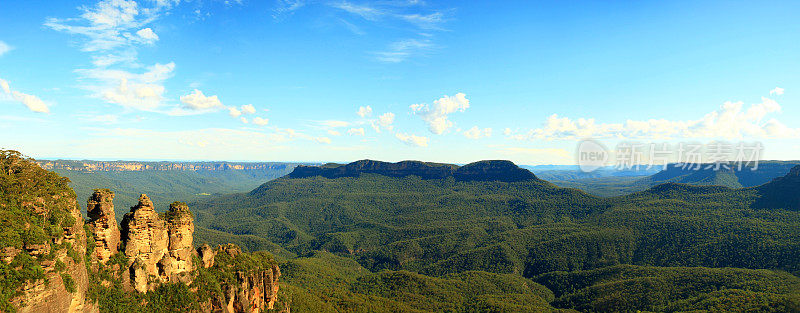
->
506, 95, 800, 141
463, 126, 492, 139
0, 41, 12, 56
240, 117, 248, 124
180, 89, 223, 110
395, 132, 429, 147
136, 27, 158, 43
357, 105, 372, 117
770, 87, 784, 96
228, 106, 242, 117
371, 112, 395, 132
411, 93, 469, 134
252, 117, 269, 126
347, 127, 365, 136
241, 104, 256, 114
0, 77, 50, 113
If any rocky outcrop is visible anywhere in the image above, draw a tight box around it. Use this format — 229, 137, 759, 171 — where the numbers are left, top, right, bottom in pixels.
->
86, 189, 120, 264
202, 244, 282, 313
120, 194, 169, 292
160, 201, 195, 283
13, 193, 96, 313
287, 159, 538, 183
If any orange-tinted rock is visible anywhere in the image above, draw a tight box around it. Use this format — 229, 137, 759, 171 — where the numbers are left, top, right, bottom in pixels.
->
120, 194, 169, 292
86, 189, 120, 264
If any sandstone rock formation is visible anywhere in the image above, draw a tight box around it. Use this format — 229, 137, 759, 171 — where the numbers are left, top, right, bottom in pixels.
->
120, 194, 169, 292
161, 201, 195, 283
13, 192, 96, 313
201, 244, 282, 313
86, 189, 120, 264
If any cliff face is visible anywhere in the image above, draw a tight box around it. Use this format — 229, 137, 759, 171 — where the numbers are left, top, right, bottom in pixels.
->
0, 150, 96, 313
4, 150, 284, 312
162, 201, 195, 283
86, 189, 119, 264
287, 159, 538, 182
201, 244, 282, 313
120, 194, 170, 292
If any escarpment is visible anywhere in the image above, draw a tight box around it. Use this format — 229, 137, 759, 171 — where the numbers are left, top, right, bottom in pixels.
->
287, 159, 538, 182
1, 150, 95, 313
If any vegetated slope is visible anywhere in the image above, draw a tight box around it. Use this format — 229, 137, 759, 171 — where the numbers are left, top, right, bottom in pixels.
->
548, 161, 800, 197
191, 159, 800, 312
51, 162, 300, 218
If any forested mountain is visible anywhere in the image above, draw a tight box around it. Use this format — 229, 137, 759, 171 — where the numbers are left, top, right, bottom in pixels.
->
546, 161, 800, 197
189, 159, 800, 312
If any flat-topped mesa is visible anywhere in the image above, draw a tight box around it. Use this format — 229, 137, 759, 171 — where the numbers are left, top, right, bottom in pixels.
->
287, 159, 538, 182
120, 194, 169, 292
86, 189, 120, 264
160, 201, 195, 283
453, 160, 538, 182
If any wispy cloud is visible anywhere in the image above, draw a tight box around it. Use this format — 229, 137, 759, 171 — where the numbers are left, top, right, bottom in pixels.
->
46, 0, 179, 111
395, 132, 428, 147
272, 0, 306, 20
375, 38, 433, 63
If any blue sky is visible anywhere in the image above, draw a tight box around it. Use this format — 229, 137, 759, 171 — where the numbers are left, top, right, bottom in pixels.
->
0, 0, 798, 164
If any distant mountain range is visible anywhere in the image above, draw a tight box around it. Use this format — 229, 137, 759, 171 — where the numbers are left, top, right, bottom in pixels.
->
36, 159, 304, 172
37, 159, 311, 216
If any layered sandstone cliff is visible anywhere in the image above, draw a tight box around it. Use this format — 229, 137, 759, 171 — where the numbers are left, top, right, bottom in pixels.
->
86, 189, 119, 264
120, 194, 170, 292
199, 244, 282, 313
11, 192, 96, 313
161, 201, 195, 283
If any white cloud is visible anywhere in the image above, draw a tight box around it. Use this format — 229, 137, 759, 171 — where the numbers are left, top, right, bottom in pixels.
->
240, 117, 248, 124
180, 89, 224, 110
372, 112, 395, 132
0, 79, 9, 94
0, 77, 51, 113
328, 129, 342, 136
507, 95, 800, 141
252, 117, 269, 126
395, 132, 429, 147
46, 0, 180, 112
0, 41, 12, 56
87, 114, 119, 124
398, 12, 446, 30
357, 105, 373, 117
411, 93, 469, 134
347, 127, 365, 136
241, 104, 256, 114
314, 136, 332, 144
272, 0, 305, 19
228, 106, 242, 117
463, 126, 492, 139
331, 1, 383, 21
11, 91, 50, 113
770, 87, 784, 96
136, 27, 159, 43
320, 120, 351, 128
